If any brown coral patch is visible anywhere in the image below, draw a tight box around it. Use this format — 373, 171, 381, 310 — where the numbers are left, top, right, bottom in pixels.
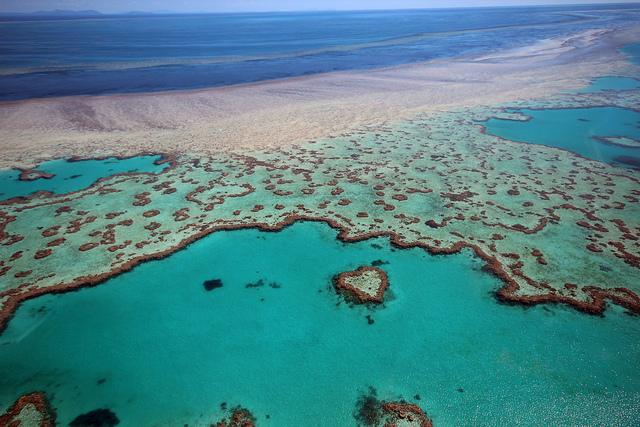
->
441, 191, 477, 202
14, 270, 32, 278
144, 222, 161, 231
79, 243, 99, 252
334, 266, 389, 304
133, 192, 152, 207
34, 249, 52, 259
18, 169, 55, 182
41, 226, 60, 238
0, 391, 56, 427
143, 210, 160, 218
173, 208, 190, 221
47, 238, 66, 247
381, 402, 433, 427
213, 406, 256, 427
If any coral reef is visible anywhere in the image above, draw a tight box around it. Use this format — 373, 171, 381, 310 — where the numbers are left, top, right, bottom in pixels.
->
354, 389, 432, 427
203, 278, 224, 291
18, 169, 54, 182
334, 266, 389, 304
1, 88, 639, 331
69, 408, 119, 427
0, 391, 56, 427
213, 406, 256, 427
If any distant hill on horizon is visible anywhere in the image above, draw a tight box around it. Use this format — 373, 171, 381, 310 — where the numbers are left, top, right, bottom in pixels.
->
1, 9, 103, 16
0, 9, 176, 18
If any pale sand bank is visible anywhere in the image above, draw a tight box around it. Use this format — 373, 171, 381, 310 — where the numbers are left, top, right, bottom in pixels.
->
0, 26, 639, 169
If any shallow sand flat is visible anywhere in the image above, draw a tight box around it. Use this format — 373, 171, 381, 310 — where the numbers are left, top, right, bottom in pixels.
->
0, 27, 639, 169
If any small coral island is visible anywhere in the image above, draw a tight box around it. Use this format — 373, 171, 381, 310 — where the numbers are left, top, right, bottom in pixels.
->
18, 169, 54, 182
355, 389, 432, 427
334, 266, 389, 304
214, 406, 256, 427
381, 402, 433, 427
0, 391, 56, 427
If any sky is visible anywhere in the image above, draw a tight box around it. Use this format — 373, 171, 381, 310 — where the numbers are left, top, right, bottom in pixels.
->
1, 0, 638, 14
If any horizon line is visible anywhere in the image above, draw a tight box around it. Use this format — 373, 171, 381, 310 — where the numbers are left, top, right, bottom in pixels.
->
2, 2, 640, 16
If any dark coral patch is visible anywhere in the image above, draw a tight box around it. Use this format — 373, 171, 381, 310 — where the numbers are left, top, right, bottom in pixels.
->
79, 243, 99, 252
354, 388, 382, 426
382, 401, 432, 427
144, 222, 161, 231
41, 226, 61, 237
69, 408, 119, 427
614, 155, 640, 168
14, 270, 32, 278
213, 406, 256, 427
203, 278, 224, 291
143, 210, 160, 218
18, 169, 54, 182
34, 249, 53, 259
132, 192, 151, 207
425, 220, 443, 229
47, 237, 66, 247
246, 279, 265, 289
441, 190, 477, 201
353, 388, 432, 427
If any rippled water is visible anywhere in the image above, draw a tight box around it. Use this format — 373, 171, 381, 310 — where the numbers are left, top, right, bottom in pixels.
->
1, 5, 639, 99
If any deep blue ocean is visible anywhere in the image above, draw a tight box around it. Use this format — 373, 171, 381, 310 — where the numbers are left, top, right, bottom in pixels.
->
1, 4, 639, 100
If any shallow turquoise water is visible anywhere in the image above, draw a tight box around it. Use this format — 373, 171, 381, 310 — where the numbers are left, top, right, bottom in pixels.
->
578, 76, 640, 93
0, 155, 168, 200
0, 221, 638, 426
484, 107, 640, 167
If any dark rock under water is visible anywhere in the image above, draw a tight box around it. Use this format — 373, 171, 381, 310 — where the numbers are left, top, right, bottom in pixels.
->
69, 408, 119, 427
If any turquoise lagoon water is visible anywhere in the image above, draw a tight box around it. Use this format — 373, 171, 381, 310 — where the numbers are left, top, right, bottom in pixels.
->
0, 155, 168, 200
1, 221, 639, 426
484, 107, 640, 168
577, 43, 640, 93
578, 76, 640, 93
